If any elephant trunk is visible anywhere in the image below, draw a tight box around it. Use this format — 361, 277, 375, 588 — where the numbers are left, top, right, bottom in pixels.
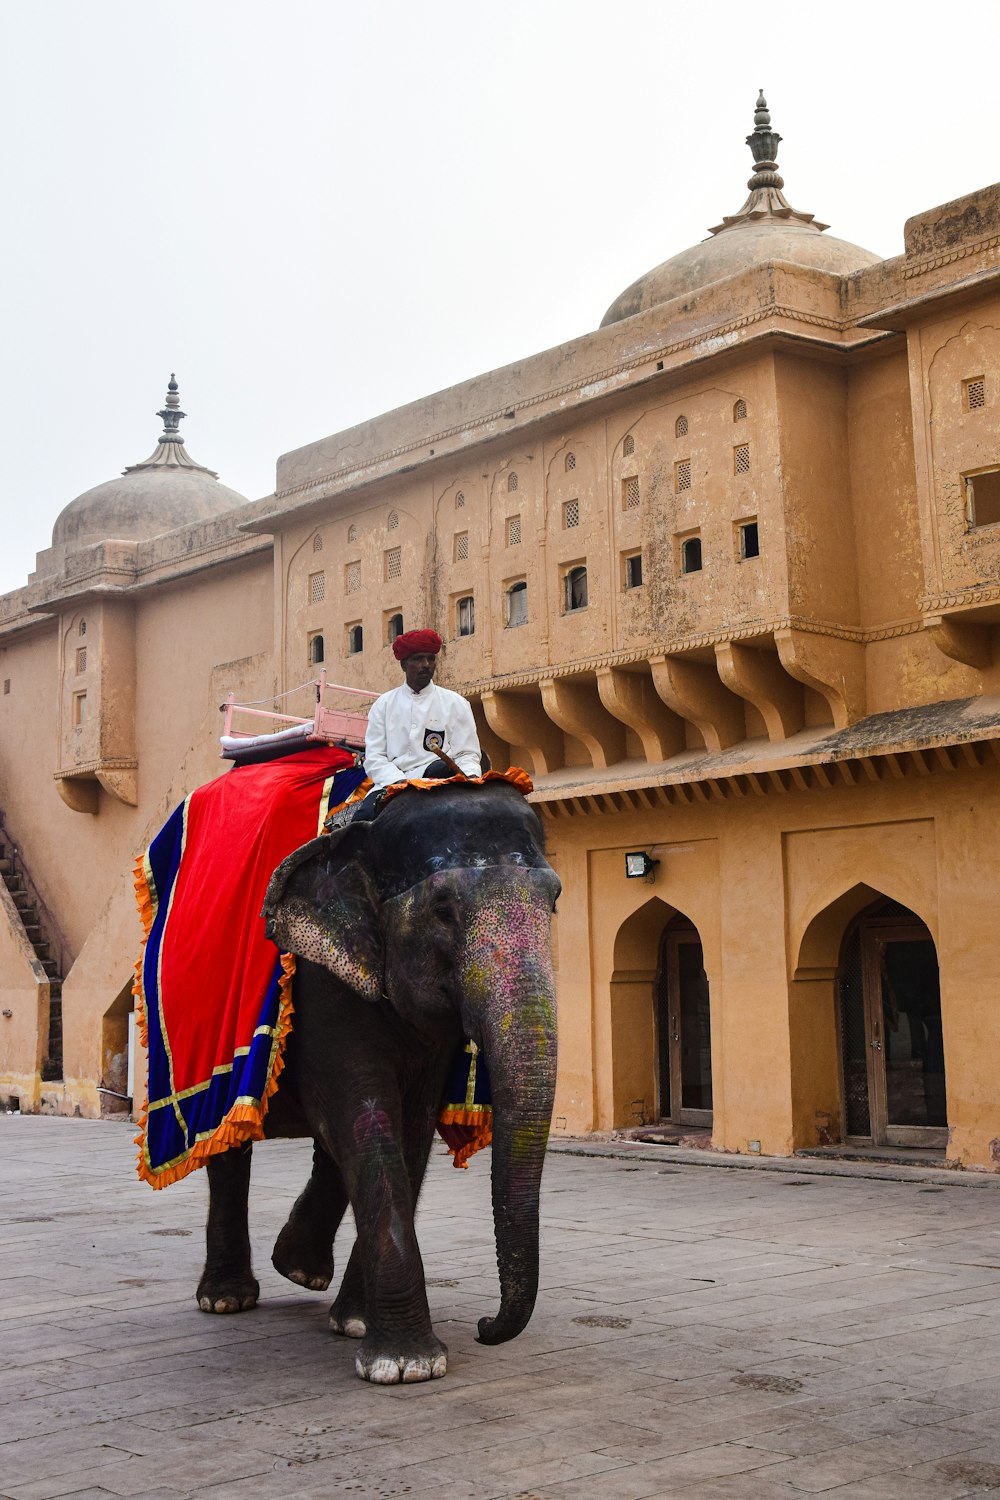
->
460, 874, 557, 1345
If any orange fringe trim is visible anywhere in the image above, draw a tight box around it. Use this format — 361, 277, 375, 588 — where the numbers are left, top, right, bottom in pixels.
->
437, 1106, 493, 1169
131, 851, 298, 1190
379, 765, 533, 809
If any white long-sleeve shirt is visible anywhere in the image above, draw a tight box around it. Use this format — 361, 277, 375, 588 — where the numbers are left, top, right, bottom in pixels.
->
363, 682, 482, 790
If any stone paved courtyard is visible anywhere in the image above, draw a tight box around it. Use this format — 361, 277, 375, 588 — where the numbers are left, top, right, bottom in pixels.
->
5, 1119, 1000, 1498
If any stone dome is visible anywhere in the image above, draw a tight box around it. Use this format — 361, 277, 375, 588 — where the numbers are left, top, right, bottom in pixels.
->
51, 376, 247, 550
601, 93, 881, 328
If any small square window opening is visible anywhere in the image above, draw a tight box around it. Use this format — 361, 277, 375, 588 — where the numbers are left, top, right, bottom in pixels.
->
739, 521, 760, 559
564, 565, 588, 612
965, 377, 986, 412
624, 552, 643, 589
505, 581, 528, 628
346, 623, 364, 655
967, 470, 1000, 528
680, 536, 703, 574
456, 596, 475, 637
309, 633, 325, 665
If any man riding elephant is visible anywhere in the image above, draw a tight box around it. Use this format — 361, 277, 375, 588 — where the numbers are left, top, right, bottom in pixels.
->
363, 628, 483, 788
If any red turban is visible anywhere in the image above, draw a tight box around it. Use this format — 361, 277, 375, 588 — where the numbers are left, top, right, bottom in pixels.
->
392, 628, 443, 662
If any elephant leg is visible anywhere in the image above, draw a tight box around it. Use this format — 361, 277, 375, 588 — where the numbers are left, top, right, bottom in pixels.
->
347, 1097, 448, 1384
329, 1101, 436, 1339
197, 1142, 260, 1314
272, 1143, 348, 1291
328, 1242, 367, 1337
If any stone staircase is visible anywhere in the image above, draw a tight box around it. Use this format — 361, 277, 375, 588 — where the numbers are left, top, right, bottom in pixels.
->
0, 826, 64, 1082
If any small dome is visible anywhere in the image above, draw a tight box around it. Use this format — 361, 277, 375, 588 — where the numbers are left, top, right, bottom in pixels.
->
601, 93, 881, 328
51, 376, 247, 550
601, 222, 880, 327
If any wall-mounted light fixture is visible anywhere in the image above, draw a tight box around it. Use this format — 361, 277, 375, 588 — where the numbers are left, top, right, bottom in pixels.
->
624, 850, 659, 880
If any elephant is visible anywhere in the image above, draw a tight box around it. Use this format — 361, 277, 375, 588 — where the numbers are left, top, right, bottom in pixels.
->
194, 777, 560, 1385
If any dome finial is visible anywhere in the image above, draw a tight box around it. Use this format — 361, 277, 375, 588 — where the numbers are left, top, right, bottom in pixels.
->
122, 374, 218, 478
745, 89, 784, 192
157, 373, 185, 442
708, 89, 827, 237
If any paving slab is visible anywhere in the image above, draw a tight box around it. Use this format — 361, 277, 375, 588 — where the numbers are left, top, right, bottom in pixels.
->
4, 1117, 1000, 1498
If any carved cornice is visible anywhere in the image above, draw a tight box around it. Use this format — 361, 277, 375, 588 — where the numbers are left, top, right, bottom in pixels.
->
452, 614, 923, 697
54, 757, 138, 779
921, 583, 1000, 613
271, 305, 882, 510
904, 231, 1000, 281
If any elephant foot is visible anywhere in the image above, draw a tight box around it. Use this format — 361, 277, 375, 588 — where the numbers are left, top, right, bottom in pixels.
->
271, 1220, 334, 1291
196, 1270, 259, 1314
355, 1334, 448, 1384
329, 1306, 367, 1338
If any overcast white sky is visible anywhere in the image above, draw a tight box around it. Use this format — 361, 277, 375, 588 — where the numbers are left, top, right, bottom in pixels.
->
1, 1, 997, 596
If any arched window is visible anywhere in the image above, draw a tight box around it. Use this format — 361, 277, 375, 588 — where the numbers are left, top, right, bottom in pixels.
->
79, 619, 87, 637
505, 580, 528, 627
681, 537, 703, 574
507, 472, 518, 493
347, 624, 364, 655
622, 434, 635, 457
386, 613, 403, 643
309, 633, 325, 665
734, 399, 747, 422
675, 415, 688, 438
564, 565, 588, 611
456, 596, 475, 637
455, 490, 466, 508
347, 524, 357, 543
312, 533, 323, 552
565, 452, 577, 471
387, 511, 399, 530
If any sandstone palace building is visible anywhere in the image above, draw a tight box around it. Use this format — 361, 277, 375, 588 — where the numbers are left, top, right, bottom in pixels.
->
3, 97, 1000, 1169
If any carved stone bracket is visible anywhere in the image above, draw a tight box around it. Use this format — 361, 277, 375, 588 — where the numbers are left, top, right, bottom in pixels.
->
925, 614, 993, 669
481, 688, 564, 776
540, 676, 627, 769
596, 666, 685, 762
715, 640, 804, 742
55, 776, 100, 815
774, 628, 866, 729
649, 654, 745, 752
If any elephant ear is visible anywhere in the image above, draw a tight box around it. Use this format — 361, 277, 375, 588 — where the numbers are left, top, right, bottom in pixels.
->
262, 823, 384, 1001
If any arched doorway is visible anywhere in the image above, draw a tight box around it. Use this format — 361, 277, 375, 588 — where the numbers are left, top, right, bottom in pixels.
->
655, 916, 712, 1127
838, 899, 946, 1147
